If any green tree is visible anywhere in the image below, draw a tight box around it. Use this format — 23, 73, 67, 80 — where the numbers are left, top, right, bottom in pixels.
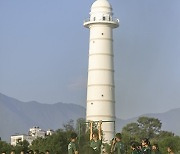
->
158, 136, 180, 153
76, 118, 86, 134
0, 140, 12, 153
14, 140, 29, 153
122, 122, 140, 140
156, 130, 174, 139
30, 137, 45, 152
121, 116, 180, 153
30, 119, 77, 154
63, 119, 75, 132
122, 117, 162, 141
75, 118, 91, 153
30, 130, 69, 154
137, 117, 162, 139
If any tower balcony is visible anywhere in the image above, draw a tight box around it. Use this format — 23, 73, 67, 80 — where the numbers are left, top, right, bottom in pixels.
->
84, 17, 119, 28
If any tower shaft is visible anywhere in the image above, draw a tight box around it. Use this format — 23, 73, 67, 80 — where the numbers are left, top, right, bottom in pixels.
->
84, 0, 119, 142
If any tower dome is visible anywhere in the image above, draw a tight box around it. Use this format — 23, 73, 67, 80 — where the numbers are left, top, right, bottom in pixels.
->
91, 0, 112, 10
91, 0, 112, 14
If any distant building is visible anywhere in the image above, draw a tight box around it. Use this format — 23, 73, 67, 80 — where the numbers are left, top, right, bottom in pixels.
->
28, 126, 46, 138
11, 126, 54, 146
11, 134, 34, 146
46, 129, 54, 136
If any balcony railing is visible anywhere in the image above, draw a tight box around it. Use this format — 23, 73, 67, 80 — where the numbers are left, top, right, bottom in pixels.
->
84, 17, 119, 24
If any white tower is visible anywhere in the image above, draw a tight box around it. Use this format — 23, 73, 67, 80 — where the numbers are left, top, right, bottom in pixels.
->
84, 0, 119, 142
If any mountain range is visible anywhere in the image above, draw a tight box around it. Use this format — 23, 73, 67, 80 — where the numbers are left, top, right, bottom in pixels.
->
0, 93, 180, 142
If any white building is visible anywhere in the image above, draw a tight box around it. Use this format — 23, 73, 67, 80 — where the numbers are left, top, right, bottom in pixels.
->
11, 126, 54, 146
28, 126, 46, 138
11, 134, 34, 146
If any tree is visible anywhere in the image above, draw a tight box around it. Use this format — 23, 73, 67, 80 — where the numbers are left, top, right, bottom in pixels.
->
0, 140, 12, 153
158, 136, 180, 153
75, 118, 90, 153
30, 119, 79, 153
30, 129, 69, 154
122, 116, 162, 140
157, 131, 174, 139
76, 118, 86, 134
15, 140, 29, 153
63, 119, 75, 132
121, 116, 180, 153
137, 117, 162, 139
122, 122, 140, 137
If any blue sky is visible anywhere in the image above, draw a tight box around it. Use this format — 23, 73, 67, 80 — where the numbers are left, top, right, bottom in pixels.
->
0, 0, 180, 119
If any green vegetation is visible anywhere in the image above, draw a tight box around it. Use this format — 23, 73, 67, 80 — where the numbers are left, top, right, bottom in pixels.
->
0, 117, 180, 153
121, 117, 180, 153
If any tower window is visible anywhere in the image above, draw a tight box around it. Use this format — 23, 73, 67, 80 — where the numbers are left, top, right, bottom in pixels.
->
103, 17, 105, 21
102, 33, 104, 35
94, 17, 96, 21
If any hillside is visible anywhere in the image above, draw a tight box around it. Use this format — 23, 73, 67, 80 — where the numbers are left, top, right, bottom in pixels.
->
0, 93, 180, 142
0, 93, 86, 141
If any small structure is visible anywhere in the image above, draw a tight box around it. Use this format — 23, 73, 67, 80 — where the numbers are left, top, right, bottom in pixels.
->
46, 129, 54, 136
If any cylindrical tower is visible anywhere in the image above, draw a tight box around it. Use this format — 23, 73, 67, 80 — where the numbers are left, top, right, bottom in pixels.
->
84, 0, 119, 142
